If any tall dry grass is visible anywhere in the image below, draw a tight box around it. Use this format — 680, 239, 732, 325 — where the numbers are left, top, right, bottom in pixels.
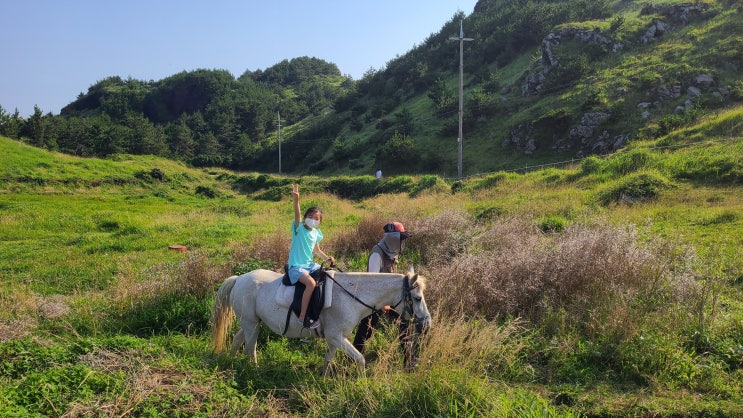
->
329, 214, 389, 257
112, 250, 231, 309
234, 230, 290, 271
368, 311, 529, 380
405, 213, 697, 343
300, 313, 552, 417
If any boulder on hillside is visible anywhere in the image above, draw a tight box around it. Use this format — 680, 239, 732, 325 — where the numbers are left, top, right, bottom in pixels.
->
522, 27, 622, 95
503, 124, 537, 155
641, 2, 712, 24
641, 19, 672, 43
692, 73, 715, 90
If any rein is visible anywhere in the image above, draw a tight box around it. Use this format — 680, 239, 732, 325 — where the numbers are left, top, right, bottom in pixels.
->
328, 273, 416, 319
322, 264, 384, 312
327, 276, 379, 313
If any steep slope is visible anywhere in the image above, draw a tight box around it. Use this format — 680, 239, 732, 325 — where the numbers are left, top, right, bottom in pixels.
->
291, 0, 742, 176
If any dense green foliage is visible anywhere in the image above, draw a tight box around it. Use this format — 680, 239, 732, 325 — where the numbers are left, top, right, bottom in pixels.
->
0, 57, 350, 172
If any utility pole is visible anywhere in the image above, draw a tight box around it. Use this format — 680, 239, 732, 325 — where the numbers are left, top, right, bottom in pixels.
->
449, 19, 473, 179
277, 111, 283, 174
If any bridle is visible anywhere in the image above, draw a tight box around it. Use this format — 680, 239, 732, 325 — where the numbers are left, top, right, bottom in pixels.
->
391, 275, 420, 322
328, 273, 423, 321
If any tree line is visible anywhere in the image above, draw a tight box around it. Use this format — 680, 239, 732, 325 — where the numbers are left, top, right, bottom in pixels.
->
0, 57, 352, 171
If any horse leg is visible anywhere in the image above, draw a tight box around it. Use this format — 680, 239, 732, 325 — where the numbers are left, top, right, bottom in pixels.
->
230, 328, 244, 356
323, 335, 365, 376
321, 345, 337, 377
241, 319, 260, 365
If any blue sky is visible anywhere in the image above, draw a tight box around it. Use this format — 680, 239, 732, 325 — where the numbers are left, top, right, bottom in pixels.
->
0, 1, 478, 117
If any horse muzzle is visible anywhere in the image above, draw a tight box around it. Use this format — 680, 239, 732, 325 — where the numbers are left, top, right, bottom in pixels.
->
417, 314, 432, 332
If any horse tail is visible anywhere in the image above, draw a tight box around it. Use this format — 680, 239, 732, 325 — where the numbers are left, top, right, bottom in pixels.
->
211, 275, 238, 353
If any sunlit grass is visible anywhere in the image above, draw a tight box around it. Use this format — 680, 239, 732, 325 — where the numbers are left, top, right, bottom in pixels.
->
2, 133, 742, 416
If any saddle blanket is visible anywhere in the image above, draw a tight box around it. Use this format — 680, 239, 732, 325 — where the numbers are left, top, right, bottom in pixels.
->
275, 270, 334, 308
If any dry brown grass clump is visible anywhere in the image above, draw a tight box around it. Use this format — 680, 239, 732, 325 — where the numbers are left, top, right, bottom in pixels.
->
0, 282, 39, 320
112, 250, 231, 308
421, 215, 682, 342
0, 318, 36, 343
0, 283, 70, 341
36, 294, 71, 319
403, 209, 480, 265
236, 229, 291, 271
330, 214, 393, 257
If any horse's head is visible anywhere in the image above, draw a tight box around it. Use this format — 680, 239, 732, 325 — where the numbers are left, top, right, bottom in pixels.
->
403, 266, 431, 330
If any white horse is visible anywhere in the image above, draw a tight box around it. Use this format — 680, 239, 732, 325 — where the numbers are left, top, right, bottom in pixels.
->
211, 266, 431, 375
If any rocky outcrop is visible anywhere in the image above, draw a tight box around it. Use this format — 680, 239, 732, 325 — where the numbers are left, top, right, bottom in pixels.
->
640, 19, 672, 43
551, 112, 630, 155
637, 73, 725, 117
522, 28, 622, 96
569, 112, 611, 144
503, 112, 630, 156
640, 2, 712, 43
640, 2, 712, 24
503, 124, 537, 155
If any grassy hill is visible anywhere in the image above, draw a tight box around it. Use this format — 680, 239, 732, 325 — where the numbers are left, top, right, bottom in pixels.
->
279, 0, 743, 176
1, 123, 741, 416
5, 0, 742, 180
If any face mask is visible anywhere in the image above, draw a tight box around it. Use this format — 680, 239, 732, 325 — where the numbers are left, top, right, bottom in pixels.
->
305, 218, 320, 229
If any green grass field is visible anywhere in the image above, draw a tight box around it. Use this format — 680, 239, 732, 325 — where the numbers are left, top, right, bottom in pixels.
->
1, 126, 741, 416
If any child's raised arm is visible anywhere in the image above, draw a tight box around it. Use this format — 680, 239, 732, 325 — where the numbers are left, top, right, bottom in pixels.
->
292, 184, 301, 227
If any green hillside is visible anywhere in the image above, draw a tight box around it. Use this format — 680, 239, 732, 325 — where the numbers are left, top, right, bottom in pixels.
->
1, 117, 742, 415
2, 0, 741, 179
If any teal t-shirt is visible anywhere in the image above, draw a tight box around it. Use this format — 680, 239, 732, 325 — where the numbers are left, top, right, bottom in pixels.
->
288, 220, 323, 269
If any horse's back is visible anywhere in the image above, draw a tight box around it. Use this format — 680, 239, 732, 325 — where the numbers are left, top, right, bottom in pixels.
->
236, 269, 282, 283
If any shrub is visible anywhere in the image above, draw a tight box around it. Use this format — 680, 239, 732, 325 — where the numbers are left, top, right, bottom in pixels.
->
580, 156, 604, 175
330, 214, 389, 258
542, 53, 590, 92
195, 185, 218, 198
378, 175, 415, 194
539, 214, 567, 233
233, 173, 292, 194
658, 114, 688, 135
466, 172, 513, 191
376, 131, 416, 166
597, 170, 673, 205
472, 204, 505, 222
404, 210, 478, 266
254, 186, 285, 201
605, 149, 655, 175
327, 176, 379, 200
409, 175, 447, 197
243, 230, 291, 271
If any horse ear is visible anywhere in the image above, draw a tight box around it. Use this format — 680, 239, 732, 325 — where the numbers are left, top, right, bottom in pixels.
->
406, 265, 415, 276
409, 274, 418, 286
